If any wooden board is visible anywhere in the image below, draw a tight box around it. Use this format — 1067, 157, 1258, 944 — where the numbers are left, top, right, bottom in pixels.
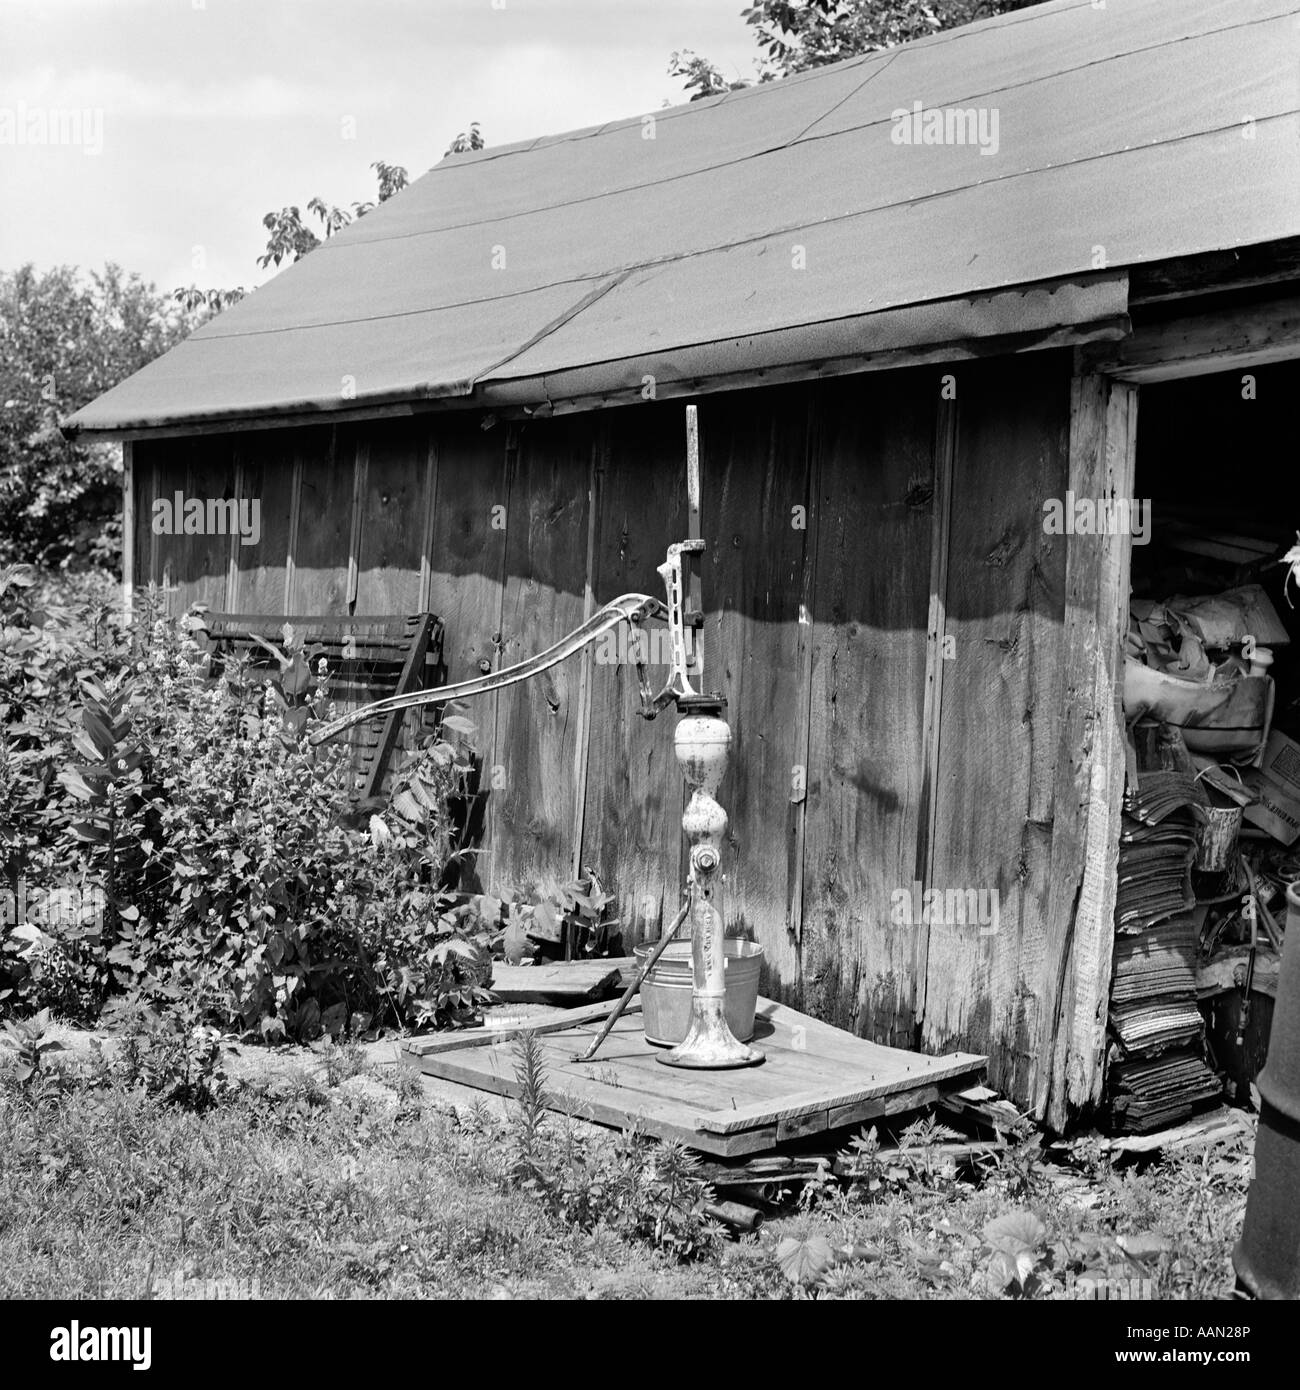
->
169, 436, 238, 616
580, 402, 690, 947
1036, 368, 1136, 1128
488, 961, 621, 1003
801, 372, 935, 1048
921, 353, 1070, 1099
423, 416, 510, 891
700, 384, 815, 1005
411, 995, 984, 1156
489, 418, 592, 891
229, 428, 297, 616
293, 427, 354, 617
353, 418, 429, 616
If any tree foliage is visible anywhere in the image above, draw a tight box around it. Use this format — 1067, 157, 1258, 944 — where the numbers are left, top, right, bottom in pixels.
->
671, 0, 1044, 97
0, 265, 197, 569
255, 160, 412, 271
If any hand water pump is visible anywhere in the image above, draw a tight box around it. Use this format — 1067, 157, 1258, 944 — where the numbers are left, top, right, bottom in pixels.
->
310, 405, 763, 1069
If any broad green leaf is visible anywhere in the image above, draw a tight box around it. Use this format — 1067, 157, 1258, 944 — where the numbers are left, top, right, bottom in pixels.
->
775, 1235, 834, 1286
983, 1211, 1046, 1254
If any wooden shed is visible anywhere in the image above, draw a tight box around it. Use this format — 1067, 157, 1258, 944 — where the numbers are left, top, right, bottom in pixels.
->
66, 0, 1300, 1126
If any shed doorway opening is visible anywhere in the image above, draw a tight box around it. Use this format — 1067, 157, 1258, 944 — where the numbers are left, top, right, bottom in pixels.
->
1106, 359, 1300, 1133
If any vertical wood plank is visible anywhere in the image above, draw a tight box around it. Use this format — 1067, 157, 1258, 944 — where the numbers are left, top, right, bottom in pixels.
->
582, 402, 689, 947
168, 436, 236, 616
293, 428, 355, 616
139, 444, 159, 597
489, 417, 592, 893
570, 425, 603, 879
1037, 368, 1137, 1127
283, 453, 303, 615
346, 437, 368, 612
417, 436, 438, 614
121, 441, 134, 618
230, 430, 296, 617
225, 445, 244, 612
786, 395, 821, 951
353, 420, 428, 616
921, 352, 1071, 1099
700, 383, 815, 1003
801, 372, 936, 1047
422, 416, 510, 892
912, 395, 958, 1028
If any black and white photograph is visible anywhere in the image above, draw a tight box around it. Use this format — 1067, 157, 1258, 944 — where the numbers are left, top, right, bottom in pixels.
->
1, 0, 1298, 1350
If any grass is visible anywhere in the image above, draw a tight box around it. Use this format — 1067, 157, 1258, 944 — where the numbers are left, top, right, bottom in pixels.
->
0, 1035, 1254, 1301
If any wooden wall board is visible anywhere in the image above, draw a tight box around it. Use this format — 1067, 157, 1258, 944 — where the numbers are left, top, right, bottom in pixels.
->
800, 372, 936, 1049
698, 384, 815, 1005
293, 427, 354, 617
229, 428, 297, 617
353, 418, 430, 616
158, 436, 237, 616
131, 441, 158, 595
422, 415, 510, 890
580, 402, 690, 947
921, 353, 1071, 1098
488, 417, 592, 891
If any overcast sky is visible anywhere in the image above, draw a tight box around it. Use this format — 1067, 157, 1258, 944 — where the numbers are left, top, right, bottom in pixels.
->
0, 0, 758, 294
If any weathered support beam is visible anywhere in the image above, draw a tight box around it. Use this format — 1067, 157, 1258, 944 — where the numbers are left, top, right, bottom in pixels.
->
1036, 364, 1137, 1129
1096, 294, 1300, 382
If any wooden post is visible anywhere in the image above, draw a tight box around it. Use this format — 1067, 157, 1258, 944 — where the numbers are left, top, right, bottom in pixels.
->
121, 441, 135, 618
346, 439, 368, 614
417, 434, 438, 614
786, 391, 820, 950
225, 445, 244, 612
570, 424, 604, 879
283, 452, 303, 615
684, 404, 702, 677
912, 393, 957, 1031
1036, 363, 1138, 1128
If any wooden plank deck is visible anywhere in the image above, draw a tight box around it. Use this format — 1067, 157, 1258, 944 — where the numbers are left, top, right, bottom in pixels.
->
405, 997, 985, 1157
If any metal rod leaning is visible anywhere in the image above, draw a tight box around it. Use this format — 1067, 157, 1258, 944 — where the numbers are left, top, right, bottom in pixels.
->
574, 886, 693, 1063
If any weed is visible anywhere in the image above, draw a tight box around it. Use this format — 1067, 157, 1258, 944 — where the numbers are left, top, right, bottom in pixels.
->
0, 1007, 65, 1083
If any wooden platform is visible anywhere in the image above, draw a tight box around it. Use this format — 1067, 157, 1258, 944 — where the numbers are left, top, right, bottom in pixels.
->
404, 997, 985, 1157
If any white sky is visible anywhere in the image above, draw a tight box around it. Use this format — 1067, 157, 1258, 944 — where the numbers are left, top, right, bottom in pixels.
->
0, 0, 759, 293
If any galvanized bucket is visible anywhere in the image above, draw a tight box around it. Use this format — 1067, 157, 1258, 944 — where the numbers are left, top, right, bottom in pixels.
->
634, 939, 764, 1045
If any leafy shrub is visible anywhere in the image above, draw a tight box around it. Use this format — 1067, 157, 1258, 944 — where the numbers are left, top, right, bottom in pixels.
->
2, 574, 487, 1038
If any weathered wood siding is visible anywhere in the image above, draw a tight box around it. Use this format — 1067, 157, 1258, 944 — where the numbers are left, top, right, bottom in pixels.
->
919, 356, 1070, 1096
802, 374, 936, 1048
133, 350, 1105, 1115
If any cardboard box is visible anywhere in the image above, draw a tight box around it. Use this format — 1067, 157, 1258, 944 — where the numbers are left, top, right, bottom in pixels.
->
1243, 730, 1300, 844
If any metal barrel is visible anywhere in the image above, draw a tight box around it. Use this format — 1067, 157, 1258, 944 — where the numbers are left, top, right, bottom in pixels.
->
1234, 880, 1300, 1298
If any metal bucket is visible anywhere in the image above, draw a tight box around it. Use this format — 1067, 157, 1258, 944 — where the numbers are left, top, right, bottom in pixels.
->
634, 939, 764, 1046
